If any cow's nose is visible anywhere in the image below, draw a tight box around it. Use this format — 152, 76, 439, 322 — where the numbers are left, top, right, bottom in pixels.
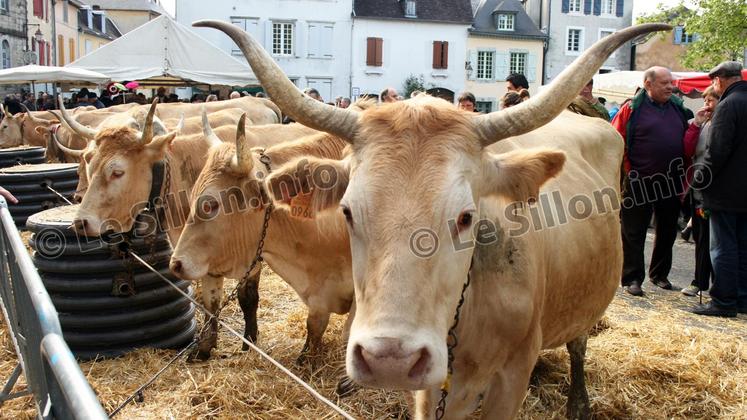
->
73, 193, 82, 203
351, 337, 432, 388
71, 218, 88, 234
170, 259, 183, 276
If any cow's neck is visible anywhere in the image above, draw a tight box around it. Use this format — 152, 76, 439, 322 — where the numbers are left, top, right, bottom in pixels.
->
160, 138, 210, 232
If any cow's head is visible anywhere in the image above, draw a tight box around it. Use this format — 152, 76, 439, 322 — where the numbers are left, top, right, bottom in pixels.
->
67, 99, 176, 236
0, 106, 25, 148
197, 20, 671, 390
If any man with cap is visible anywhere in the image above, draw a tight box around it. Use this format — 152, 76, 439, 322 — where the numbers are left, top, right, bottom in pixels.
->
690, 61, 747, 317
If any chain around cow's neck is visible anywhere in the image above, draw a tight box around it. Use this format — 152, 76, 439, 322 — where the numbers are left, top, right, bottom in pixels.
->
435, 257, 474, 420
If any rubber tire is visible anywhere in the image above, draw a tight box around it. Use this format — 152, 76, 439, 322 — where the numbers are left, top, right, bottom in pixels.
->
58, 296, 193, 329
0, 166, 79, 183
29, 234, 171, 258
50, 282, 191, 312
41, 266, 181, 294
5, 178, 79, 193
33, 248, 173, 274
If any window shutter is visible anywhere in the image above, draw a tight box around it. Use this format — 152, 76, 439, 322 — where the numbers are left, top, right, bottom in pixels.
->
495, 51, 509, 82
584, 0, 591, 14
264, 21, 273, 52
366, 37, 375, 66
58, 35, 64, 65
442, 41, 448, 69
561, 0, 569, 13
432, 41, 442, 69
673, 26, 682, 44
468, 49, 477, 81
34, 0, 43, 17
322, 24, 334, 57
593, 0, 601, 15
308, 23, 319, 58
375, 38, 383, 66
616, 0, 624, 16
527, 53, 537, 83
46, 43, 51, 66
294, 21, 303, 58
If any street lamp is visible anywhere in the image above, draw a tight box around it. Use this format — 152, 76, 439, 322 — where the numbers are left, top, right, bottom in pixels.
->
23, 23, 43, 51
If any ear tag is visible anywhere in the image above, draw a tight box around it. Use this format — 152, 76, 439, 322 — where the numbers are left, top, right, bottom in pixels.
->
289, 192, 314, 220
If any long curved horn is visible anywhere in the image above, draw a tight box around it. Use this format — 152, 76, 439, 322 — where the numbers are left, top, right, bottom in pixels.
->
474, 23, 671, 147
140, 98, 158, 144
193, 20, 359, 142
52, 131, 84, 158
230, 113, 253, 174
201, 106, 221, 148
20, 104, 46, 123
175, 113, 185, 134
57, 96, 98, 140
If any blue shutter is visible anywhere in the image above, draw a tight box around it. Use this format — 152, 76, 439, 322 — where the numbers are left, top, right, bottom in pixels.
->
616, 0, 624, 17
584, 0, 591, 14
527, 53, 538, 83
673, 26, 683, 44
593, 0, 601, 15
562, 0, 569, 13
495, 51, 509, 82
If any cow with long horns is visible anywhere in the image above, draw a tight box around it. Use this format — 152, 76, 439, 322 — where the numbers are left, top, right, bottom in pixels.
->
196, 20, 671, 419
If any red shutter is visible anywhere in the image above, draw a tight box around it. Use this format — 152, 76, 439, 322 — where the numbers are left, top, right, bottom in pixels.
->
38, 41, 45, 65
33, 0, 43, 17
46, 43, 51, 66
441, 41, 449, 69
375, 38, 383, 66
432, 41, 442, 69
366, 37, 375, 66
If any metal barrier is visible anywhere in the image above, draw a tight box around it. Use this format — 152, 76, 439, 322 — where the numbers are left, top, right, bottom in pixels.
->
0, 196, 108, 420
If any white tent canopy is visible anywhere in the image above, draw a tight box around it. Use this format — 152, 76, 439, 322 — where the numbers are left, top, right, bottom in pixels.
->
0, 64, 110, 85
592, 70, 706, 103
66, 15, 257, 87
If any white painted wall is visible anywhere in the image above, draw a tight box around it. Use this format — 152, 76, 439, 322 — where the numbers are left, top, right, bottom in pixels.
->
175, 0, 352, 101
351, 18, 470, 101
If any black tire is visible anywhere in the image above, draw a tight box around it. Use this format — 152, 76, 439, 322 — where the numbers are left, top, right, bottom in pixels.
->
29, 234, 171, 258
58, 296, 193, 329
5, 178, 79, 193
50, 282, 191, 312
0, 164, 79, 183
0, 156, 47, 167
33, 248, 173, 274
0, 147, 45, 158
10, 189, 77, 204
41, 266, 180, 294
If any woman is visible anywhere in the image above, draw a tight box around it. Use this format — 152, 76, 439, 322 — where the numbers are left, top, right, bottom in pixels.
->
500, 88, 530, 109
681, 86, 720, 297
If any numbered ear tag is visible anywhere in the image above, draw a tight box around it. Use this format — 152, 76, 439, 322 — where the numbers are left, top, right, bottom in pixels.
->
289, 192, 314, 220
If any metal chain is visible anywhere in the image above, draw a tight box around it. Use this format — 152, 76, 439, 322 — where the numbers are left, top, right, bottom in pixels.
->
435, 259, 474, 420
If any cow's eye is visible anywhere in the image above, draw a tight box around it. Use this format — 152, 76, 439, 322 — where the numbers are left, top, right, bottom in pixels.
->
456, 211, 473, 231
111, 170, 124, 179
341, 205, 353, 225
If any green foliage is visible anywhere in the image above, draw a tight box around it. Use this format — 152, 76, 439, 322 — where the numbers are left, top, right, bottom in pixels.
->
636, 0, 747, 71
402, 74, 426, 100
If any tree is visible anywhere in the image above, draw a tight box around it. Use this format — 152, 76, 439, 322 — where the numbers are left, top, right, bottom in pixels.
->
637, 0, 747, 70
402, 74, 426, 100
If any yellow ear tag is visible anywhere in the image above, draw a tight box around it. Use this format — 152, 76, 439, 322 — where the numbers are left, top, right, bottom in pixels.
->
289, 192, 314, 220
440, 373, 451, 392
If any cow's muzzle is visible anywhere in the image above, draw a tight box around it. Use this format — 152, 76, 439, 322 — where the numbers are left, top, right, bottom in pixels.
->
348, 336, 436, 390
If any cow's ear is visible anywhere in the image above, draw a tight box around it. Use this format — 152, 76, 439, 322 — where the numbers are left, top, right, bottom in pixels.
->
479, 148, 565, 202
145, 131, 177, 158
35, 126, 49, 135
265, 156, 349, 216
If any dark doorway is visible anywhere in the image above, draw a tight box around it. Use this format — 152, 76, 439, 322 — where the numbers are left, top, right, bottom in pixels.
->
426, 87, 455, 103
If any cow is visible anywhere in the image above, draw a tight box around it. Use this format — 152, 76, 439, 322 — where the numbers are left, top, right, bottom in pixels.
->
197, 20, 670, 419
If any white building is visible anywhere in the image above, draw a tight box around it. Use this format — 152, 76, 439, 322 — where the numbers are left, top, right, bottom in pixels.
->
351, 0, 473, 102
524, 0, 632, 83
175, 0, 353, 101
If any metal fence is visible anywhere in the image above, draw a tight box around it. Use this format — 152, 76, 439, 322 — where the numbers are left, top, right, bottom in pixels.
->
0, 197, 107, 420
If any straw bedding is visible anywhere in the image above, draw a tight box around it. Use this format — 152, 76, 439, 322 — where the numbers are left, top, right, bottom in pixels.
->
1, 260, 745, 419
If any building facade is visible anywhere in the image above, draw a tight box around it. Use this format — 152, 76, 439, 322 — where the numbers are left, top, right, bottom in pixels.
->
466, 0, 546, 112
634, 25, 695, 72
0, 0, 28, 96
55, 0, 83, 66
81, 0, 166, 34
27, 0, 55, 65
525, 0, 632, 83
177, 0, 353, 101
77, 4, 121, 58
351, 0, 473, 102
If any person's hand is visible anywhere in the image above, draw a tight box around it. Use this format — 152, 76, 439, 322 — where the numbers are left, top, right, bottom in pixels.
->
693, 106, 711, 127
0, 186, 17, 204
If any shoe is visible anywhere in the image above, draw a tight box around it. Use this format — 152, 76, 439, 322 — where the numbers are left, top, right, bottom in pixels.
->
691, 302, 737, 317
681, 285, 700, 297
680, 226, 692, 242
651, 278, 673, 290
624, 281, 643, 296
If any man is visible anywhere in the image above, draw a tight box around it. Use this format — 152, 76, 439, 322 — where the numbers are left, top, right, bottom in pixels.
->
339, 97, 351, 109
304, 88, 323, 102
73, 91, 90, 108
612, 66, 691, 296
380, 87, 400, 103
87, 92, 105, 109
229, 91, 241, 99
567, 79, 610, 121
457, 91, 476, 112
506, 73, 529, 92
690, 61, 747, 317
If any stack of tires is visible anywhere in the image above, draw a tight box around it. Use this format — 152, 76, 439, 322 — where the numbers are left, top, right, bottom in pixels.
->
0, 146, 46, 169
0, 163, 78, 227
27, 205, 196, 360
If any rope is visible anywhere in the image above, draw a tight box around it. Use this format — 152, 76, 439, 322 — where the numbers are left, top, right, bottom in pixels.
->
128, 252, 356, 420
45, 185, 73, 206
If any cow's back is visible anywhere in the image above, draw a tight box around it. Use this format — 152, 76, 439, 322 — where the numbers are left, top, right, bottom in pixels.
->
487, 111, 623, 349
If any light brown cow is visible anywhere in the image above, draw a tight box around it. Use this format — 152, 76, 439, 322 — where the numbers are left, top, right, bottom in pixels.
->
200, 20, 670, 419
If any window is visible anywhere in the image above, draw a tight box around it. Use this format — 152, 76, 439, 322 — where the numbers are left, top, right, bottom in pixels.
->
1, 0, 8, 12
432, 41, 448, 69
476, 50, 494, 80
682, 30, 694, 44
1, 41, 10, 69
599, 29, 615, 55
33, 0, 43, 18
601, 0, 615, 15
568, 0, 582, 13
366, 37, 383, 66
230, 17, 260, 56
69, 38, 75, 62
475, 101, 493, 114
272, 22, 294, 56
497, 14, 515, 31
566, 28, 583, 54
404, 0, 416, 18
58, 35, 64, 65
84, 39, 92, 55
62, 0, 68, 22
673, 26, 695, 45
509, 52, 527, 76
308, 22, 334, 58
306, 78, 332, 103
